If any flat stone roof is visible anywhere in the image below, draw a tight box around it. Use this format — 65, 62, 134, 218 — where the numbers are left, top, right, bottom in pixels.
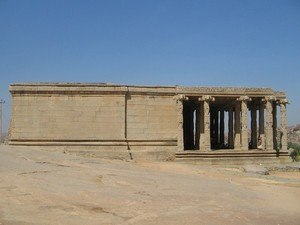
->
9, 83, 286, 98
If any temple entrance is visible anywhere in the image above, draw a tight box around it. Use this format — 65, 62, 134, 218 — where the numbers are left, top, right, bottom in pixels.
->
183, 99, 199, 150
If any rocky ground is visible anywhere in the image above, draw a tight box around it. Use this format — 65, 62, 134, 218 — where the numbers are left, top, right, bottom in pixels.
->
0, 145, 300, 225
288, 124, 300, 145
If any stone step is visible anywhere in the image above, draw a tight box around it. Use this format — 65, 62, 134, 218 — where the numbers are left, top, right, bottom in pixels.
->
176, 150, 289, 159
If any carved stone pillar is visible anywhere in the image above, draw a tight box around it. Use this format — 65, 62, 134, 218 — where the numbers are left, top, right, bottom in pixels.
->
251, 104, 257, 149
273, 101, 278, 150
279, 99, 288, 151
239, 96, 251, 150
259, 101, 265, 150
199, 101, 204, 150
199, 95, 215, 151
234, 102, 241, 150
175, 95, 188, 151
264, 96, 276, 150
228, 108, 234, 149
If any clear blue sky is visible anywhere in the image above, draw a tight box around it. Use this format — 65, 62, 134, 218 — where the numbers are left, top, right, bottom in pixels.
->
0, 0, 300, 131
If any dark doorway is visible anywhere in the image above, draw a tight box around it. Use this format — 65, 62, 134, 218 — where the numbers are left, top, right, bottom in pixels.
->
183, 100, 199, 150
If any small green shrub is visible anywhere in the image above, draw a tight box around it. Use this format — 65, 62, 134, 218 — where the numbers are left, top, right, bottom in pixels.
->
288, 142, 300, 162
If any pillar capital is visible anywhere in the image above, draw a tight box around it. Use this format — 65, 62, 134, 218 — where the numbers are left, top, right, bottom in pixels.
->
198, 95, 215, 102
174, 94, 189, 102
262, 96, 276, 103
237, 96, 251, 102
278, 98, 289, 105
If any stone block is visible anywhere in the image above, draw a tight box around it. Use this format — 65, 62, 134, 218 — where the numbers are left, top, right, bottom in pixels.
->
242, 165, 269, 175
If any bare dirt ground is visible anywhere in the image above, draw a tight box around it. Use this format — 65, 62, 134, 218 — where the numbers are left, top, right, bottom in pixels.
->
0, 146, 299, 225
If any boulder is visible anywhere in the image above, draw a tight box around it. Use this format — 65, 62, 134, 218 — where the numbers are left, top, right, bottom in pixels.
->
243, 165, 269, 175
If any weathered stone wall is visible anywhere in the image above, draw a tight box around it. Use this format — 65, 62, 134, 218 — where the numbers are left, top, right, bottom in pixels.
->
10, 94, 125, 141
127, 95, 177, 140
8, 84, 178, 160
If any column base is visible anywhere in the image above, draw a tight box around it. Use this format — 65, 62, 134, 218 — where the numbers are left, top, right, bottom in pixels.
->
200, 146, 211, 151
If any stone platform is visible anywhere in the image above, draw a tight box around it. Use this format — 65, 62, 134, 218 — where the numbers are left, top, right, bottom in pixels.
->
175, 150, 291, 165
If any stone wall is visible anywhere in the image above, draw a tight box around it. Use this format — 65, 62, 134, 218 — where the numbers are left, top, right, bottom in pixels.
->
127, 95, 177, 140
8, 84, 178, 159
10, 94, 126, 141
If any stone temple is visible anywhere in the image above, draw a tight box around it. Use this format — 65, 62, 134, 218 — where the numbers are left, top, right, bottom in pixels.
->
6, 83, 289, 162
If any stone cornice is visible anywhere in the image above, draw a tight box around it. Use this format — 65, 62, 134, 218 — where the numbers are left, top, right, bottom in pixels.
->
10, 83, 287, 98
10, 83, 176, 96
176, 86, 275, 97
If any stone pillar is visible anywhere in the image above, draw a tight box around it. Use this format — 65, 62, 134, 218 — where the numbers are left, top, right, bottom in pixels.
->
250, 104, 257, 149
228, 108, 234, 149
264, 96, 276, 150
259, 101, 265, 150
199, 101, 204, 150
220, 109, 225, 147
279, 99, 288, 151
273, 101, 278, 150
234, 102, 241, 150
175, 95, 188, 151
199, 95, 215, 151
239, 96, 251, 150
